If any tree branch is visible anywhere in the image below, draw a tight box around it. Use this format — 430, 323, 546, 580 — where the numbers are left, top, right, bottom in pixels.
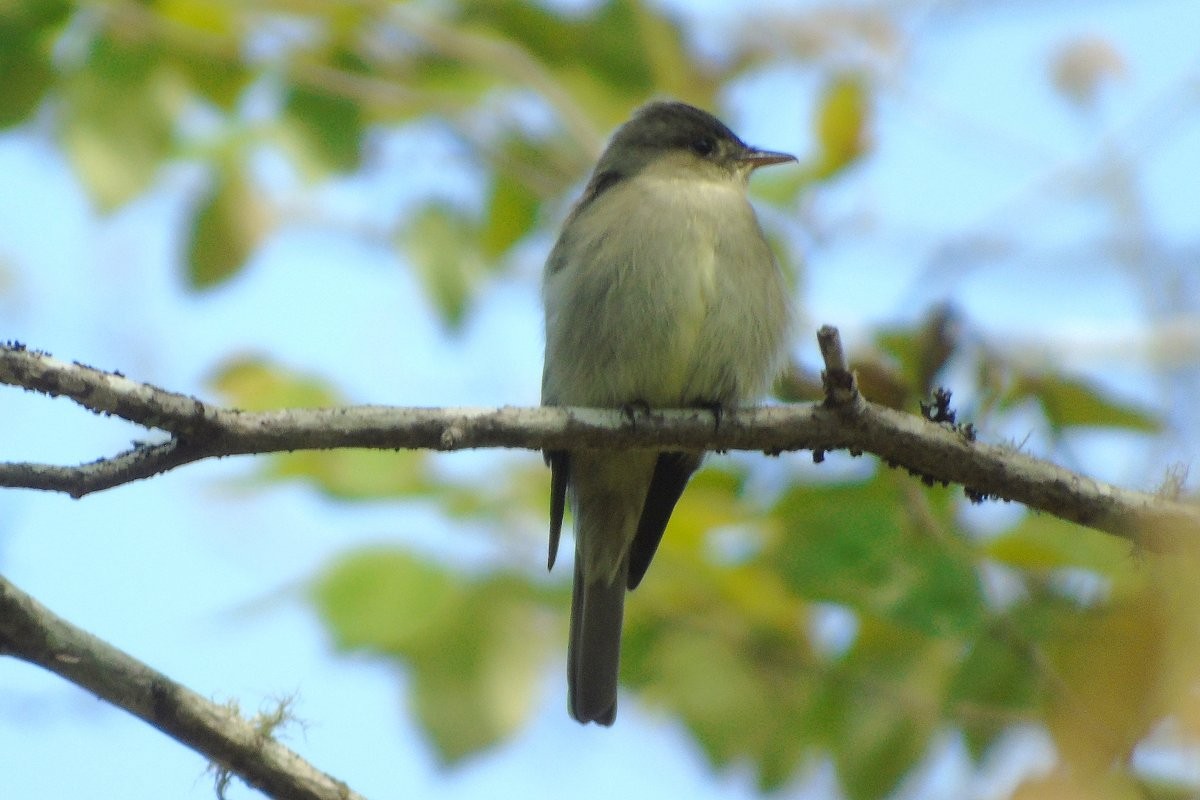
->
1, 332, 1196, 552
0, 573, 363, 800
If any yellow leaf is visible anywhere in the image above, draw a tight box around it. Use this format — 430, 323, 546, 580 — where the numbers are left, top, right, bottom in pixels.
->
813, 74, 870, 178
155, 0, 237, 36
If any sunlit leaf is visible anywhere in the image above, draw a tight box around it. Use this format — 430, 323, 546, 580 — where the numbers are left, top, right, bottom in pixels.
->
1014, 770, 1147, 800
625, 1, 712, 102
403, 53, 498, 104
1135, 777, 1200, 800
625, 592, 815, 789
620, 464, 962, 792
631, 626, 799, 777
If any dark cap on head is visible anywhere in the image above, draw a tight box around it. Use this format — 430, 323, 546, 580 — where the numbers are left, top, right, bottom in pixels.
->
613, 101, 744, 154
593, 100, 794, 181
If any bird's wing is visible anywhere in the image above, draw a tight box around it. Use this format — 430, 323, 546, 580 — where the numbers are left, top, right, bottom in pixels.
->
626, 451, 703, 590
546, 450, 569, 570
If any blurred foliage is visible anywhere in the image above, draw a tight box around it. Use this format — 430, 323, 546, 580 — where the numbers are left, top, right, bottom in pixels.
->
4, 0, 1193, 798
210, 309, 1169, 797
187, 156, 270, 288
314, 548, 563, 760
211, 358, 435, 499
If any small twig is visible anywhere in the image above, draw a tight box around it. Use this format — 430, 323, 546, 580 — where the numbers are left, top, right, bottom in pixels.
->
817, 324, 862, 410
0, 574, 362, 800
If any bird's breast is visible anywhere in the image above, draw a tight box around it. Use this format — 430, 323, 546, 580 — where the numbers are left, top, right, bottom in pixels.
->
542, 174, 782, 408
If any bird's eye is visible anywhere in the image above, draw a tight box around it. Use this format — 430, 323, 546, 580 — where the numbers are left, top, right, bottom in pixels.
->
690, 137, 716, 157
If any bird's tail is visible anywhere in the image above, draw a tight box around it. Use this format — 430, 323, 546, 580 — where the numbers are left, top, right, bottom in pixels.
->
567, 555, 627, 725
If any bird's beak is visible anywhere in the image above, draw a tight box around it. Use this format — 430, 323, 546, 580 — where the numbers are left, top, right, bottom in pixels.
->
740, 148, 797, 170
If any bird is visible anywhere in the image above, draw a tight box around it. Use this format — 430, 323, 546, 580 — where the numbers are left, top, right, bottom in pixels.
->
541, 100, 794, 725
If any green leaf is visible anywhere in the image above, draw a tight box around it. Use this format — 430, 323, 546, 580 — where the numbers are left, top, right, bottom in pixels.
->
624, 584, 815, 789
186, 160, 269, 289
837, 713, 929, 800
409, 576, 552, 762
480, 172, 540, 258
153, 0, 252, 110
171, 52, 251, 111
312, 549, 556, 761
624, 0, 712, 102
999, 371, 1160, 433
615, 463, 819, 789
402, 53, 499, 105
282, 75, 366, 175
314, 549, 461, 654
0, 0, 71, 128
624, 625, 806, 788
454, 0, 710, 120
400, 204, 486, 329
487, 132, 584, 210
828, 621, 953, 800
1138, 776, 1200, 800
772, 474, 984, 637
799, 618, 944, 799
460, 0, 654, 94
947, 620, 1042, 758
59, 37, 180, 209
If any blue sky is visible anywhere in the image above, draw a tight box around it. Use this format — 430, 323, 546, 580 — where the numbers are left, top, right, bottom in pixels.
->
1, 2, 1198, 798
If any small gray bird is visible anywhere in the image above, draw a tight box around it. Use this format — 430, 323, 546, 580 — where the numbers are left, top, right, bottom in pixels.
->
541, 101, 794, 725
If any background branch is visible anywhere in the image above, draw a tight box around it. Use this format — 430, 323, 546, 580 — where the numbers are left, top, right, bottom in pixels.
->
0, 573, 364, 800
